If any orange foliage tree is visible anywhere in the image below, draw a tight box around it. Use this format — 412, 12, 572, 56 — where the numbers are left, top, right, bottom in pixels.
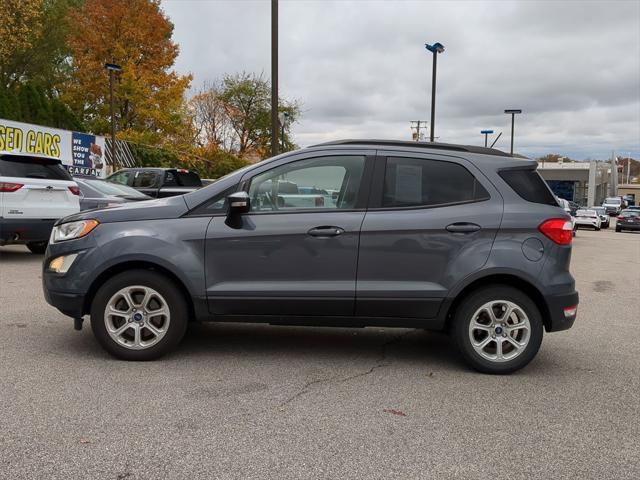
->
64, 0, 192, 146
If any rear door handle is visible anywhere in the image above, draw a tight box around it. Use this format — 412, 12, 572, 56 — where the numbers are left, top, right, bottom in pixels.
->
446, 222, 481, 233
307, 226, 344, 237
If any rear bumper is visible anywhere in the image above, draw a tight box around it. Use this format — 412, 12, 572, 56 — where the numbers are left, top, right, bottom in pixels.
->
0, 218, 56, 244
544, 291, 579, 332
617, 223, 640, 231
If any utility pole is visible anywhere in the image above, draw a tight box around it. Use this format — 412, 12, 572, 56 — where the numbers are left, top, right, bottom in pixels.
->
104, 63, 122, 171
410, 121, 428, 141
271, 0, 279, 157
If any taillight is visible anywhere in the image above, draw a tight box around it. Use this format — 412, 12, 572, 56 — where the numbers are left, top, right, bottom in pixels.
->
539, 218, 573, 245
617, 215, 624, 220
0, 182, 23, 192
68, 186, 80, 196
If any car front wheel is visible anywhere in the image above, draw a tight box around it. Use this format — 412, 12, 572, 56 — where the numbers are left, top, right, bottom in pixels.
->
90, 270, 188, 360
452, 286, 543, 374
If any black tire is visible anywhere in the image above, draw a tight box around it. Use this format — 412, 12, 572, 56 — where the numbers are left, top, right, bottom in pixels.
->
615, 226, 621, 232
595, 226, 601, 231
26, 241, 47, 254
90, 269, 189, 360
452, 285, 544, 374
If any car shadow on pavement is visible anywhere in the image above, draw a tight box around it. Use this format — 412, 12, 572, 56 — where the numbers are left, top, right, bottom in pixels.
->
0, 246, 42, 263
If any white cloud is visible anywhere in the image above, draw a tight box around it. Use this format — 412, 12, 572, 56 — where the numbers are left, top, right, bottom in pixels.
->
162, 0, 640, 159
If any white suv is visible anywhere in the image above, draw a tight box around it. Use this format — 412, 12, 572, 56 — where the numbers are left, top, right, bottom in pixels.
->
0, 153, 80, 253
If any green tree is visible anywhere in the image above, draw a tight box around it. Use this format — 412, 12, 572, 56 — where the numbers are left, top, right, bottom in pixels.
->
190, 73, 301, 160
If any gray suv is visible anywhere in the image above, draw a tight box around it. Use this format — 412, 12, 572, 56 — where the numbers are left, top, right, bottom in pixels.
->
42, 140, 578, 374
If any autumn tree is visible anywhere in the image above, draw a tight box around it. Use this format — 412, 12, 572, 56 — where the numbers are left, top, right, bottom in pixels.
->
64, 0, 192, 146
190, 72, 300, 160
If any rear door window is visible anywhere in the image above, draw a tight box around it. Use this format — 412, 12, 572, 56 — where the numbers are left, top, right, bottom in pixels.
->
499, 169, 558, 206
0, 155, 72, 180
382, 157, 489, 208
176, 171, 202, 187
133, 171, 159, 188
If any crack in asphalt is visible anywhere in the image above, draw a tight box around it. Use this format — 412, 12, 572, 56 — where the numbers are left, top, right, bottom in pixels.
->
278, 329, 414, 408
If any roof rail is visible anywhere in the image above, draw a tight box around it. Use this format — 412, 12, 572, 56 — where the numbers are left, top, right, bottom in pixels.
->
309, 139, 511, 157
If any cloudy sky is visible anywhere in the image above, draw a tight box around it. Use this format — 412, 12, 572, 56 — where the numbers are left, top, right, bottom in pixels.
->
162, 0, 640, 159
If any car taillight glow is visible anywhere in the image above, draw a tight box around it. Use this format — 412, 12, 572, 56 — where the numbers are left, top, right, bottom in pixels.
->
539, 218, 573, 245
0, 182, 23, 192
68, 186, 81, 196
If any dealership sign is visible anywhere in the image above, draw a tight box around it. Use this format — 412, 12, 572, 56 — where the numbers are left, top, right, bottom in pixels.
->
0, 118, 106, 178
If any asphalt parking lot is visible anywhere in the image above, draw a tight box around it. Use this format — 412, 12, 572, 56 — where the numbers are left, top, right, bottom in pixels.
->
1, 224, 639, 479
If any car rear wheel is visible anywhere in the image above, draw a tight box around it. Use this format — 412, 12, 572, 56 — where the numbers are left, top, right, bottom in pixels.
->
90, 270, 188, 360
26, 241, 47, 254
452, 286, 543, 374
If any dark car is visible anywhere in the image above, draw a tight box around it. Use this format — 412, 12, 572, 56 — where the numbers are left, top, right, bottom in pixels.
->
42, 140, 579, 374
74, 177, 151, 210
106, 167, 202, 198
615, 209, 640, 232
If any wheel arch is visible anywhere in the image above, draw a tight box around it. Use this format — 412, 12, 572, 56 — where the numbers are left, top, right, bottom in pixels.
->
441, 273, 551, 332
83, 260, 196, 321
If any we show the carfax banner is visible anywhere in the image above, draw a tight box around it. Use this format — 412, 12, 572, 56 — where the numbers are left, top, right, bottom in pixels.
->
0, 118, 106, 178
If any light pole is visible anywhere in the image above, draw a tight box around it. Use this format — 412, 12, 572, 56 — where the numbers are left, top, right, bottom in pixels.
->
271, 0, 279, 157
104, 63, 122, 170
504, 109, 522, 156
481, 129, 494, 148
425, 42, 444, 142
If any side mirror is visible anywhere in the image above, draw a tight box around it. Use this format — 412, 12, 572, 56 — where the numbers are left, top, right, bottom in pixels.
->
227, 191, 250, 215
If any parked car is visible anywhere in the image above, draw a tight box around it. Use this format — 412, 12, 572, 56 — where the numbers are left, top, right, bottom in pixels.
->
590, 207, 610, 228
43, 140, 579, 374
74, 176, 152, 210
626, 206, 640, 212
106, 167, 202, 198
602, 197, 624, 215
556, 198, 577, 235
574, 209, 601, 230
615, 209, 640, 233
0, 153, 79, 253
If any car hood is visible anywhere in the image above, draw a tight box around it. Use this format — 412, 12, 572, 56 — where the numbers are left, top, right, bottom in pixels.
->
56, 195, 189, 225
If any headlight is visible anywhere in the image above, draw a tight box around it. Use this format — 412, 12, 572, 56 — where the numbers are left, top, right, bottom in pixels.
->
51, 219, 99, 243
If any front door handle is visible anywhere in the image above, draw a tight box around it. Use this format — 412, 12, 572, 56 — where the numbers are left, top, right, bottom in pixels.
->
446, 222, 481, 233
307, 226, 345, 237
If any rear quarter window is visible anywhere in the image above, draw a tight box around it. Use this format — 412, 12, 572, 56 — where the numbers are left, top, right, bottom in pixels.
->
0, 155, 72, 181
177, 171, 202, 187
499, 169, 558, 206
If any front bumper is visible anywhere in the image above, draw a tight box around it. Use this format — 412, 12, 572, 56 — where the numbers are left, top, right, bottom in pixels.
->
544, 291, 579, 332
43, 288, 85, 318
0, 218, 56, 244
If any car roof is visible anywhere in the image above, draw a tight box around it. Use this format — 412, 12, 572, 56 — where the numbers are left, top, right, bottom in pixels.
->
310, 139, 512, 157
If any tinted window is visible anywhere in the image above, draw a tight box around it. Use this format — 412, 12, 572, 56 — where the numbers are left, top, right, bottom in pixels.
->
108, 171, 133, 185
0, 155, 72, 180
177, 171, 202, 187
382, 157, 489, 208
164, 171, 177, 186
248, 155, 365, 212
133, 171, 159, 188
499, 169, 557, 206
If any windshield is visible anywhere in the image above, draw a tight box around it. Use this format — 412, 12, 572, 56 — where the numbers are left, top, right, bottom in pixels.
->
82, 178, 149, 198
592, 207, 604, 214
0, 155, 72, 180
604, 198, 621, 205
